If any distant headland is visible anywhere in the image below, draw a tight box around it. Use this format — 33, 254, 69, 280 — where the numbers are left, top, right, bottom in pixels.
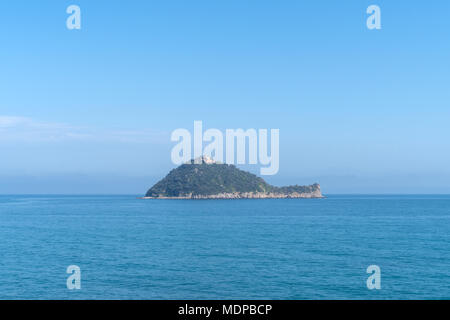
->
143, 156, 323, 199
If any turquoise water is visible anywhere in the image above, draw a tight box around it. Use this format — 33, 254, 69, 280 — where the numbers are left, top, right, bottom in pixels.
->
0, 195, 449, 299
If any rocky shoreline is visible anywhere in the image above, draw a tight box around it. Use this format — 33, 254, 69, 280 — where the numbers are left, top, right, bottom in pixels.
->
141, 189, 324, 199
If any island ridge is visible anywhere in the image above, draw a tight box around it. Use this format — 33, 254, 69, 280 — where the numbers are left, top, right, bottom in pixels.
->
144, 156, 323, 199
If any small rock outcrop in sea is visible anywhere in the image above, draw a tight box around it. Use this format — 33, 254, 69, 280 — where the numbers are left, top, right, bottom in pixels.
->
144, 156, 323, 199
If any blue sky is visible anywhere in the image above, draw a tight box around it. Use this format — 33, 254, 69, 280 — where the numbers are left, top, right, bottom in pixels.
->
1, 0, 450, 194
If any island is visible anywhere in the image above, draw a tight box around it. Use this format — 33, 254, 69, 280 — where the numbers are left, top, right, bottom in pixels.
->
143, 156, 323, 199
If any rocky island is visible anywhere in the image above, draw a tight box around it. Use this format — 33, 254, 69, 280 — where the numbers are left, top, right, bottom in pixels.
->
143, 156, 323, 199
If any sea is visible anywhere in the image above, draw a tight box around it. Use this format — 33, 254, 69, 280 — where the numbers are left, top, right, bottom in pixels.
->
0, 194, 449, 299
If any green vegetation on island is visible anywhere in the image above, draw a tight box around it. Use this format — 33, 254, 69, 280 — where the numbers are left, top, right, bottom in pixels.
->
145, 156, 323, 199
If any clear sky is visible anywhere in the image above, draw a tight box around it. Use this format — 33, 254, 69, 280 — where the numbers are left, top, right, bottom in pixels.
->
1, 0, 450, 194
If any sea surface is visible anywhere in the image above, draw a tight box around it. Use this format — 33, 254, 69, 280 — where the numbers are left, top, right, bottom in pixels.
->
0, 195, 449, 299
